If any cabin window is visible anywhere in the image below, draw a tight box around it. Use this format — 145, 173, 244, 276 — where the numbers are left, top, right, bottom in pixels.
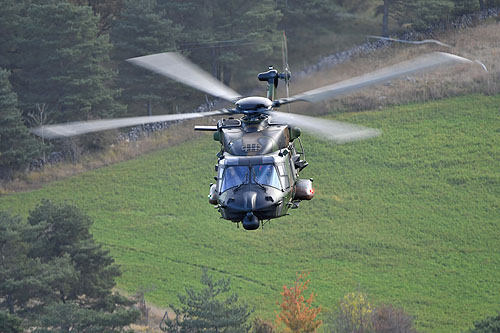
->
221, 166, 249, 192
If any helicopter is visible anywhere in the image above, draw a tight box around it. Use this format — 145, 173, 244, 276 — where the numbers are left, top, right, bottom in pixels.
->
32, 48, 477, 230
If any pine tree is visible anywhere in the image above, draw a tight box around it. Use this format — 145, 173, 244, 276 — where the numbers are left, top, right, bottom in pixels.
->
111, 0, 181, 116
402, 0, 455, 30
279, 0, 349, 51
27, 200, 122, 304
0, 212, 76, 314
160, 0, 282, 88
279, 0, 346, 33
0, 311, 22, 333
8, 0, 124, 123
0, 0, 28, 70
0, 201, 139, 330
218, 0, 283, 84
372, 0, 407, 36
0, 69, 40, 179
37, 302, 140, 332
164, 269, 253, 332
68, 0, 125, 35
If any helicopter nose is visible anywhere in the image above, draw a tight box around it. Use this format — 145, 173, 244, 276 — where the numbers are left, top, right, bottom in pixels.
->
224, 187, 279, 228
241, 191, 258, 211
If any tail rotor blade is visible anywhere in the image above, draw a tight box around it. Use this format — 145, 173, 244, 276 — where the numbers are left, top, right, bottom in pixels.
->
127, 52, 242, 103
282, 34, 286, 77
283, 31, 290, 95
282, 31, 291, 112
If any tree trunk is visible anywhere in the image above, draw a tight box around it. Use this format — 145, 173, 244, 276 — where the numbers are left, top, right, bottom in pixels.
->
147, 99, 152, 116
7, 294, 15, 314
211, 46, 218, 79
382, 0, 389, 37
479, 0, 485, 11
0, 165, 12, 180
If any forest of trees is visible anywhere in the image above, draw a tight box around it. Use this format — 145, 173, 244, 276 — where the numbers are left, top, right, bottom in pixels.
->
0, 0, 498, 179
0, 200, 139, 331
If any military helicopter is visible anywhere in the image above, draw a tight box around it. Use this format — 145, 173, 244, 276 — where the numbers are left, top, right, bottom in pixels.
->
32, 48, 476, 230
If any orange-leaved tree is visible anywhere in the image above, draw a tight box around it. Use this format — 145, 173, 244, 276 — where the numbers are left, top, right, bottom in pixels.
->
276, 272, 322, 332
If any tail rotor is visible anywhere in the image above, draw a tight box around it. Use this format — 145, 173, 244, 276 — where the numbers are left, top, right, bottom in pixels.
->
281, 31, 291, 112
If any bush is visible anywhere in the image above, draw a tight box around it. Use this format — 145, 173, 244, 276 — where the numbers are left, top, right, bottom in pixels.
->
469, 312, 500, 332
252, 317, 275, 333
333, 292, 373, 333
372, 303, 416, 333
330, 294, 417, 333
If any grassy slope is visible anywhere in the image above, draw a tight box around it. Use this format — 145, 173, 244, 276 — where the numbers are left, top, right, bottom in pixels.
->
1, 94, 499, 331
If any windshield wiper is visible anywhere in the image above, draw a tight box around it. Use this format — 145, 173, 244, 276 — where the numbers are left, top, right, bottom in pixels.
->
233, 172, 249, 193
251, 168, 267, 192
233, 182, 246, 193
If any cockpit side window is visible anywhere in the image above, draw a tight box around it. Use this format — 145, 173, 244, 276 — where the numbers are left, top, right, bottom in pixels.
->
220, 166, 249, 192
216, 165, 224, 193
287, 155, 296, 182
277, 164, 290, 189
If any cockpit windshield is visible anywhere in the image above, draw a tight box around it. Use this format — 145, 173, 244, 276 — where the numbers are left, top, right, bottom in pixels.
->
220, 164, 282, 192
251, 165, 281, 189
220, 166, 249, 192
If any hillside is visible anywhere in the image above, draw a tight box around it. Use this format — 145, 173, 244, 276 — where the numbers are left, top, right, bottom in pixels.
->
1, 94, 499, 331
288, 19, 500, 116
1, 20, 497, 194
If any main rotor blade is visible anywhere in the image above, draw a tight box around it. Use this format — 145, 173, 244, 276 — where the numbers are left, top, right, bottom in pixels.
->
276, 52, 476, 105
270, 111, 380, 144
31, 110, 231, 139
367, 35, 451, 48
127, 52, 242, 103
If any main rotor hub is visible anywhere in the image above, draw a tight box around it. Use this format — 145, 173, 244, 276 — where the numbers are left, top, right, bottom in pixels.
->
235, 96, 273, 113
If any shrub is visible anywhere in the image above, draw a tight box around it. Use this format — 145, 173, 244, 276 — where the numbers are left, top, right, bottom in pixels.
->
252, 317, 275, 333
372, 303, 416, 333
333, 292, 373, 333
469, 312, 500, 332
276, 272, 322, 332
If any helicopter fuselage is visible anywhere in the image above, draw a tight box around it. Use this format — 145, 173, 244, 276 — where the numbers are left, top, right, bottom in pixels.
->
204, 106, 314, 230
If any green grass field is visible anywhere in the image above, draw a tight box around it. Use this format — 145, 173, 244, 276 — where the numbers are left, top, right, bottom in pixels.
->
1, 94, 499, 331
